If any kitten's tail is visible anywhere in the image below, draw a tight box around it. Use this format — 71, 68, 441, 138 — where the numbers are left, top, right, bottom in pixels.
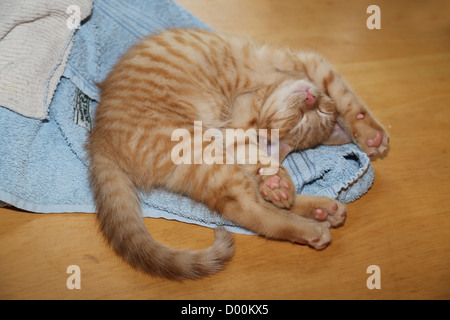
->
88, 153, 234, 280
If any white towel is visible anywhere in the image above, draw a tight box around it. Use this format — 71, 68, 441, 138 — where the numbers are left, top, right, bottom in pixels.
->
0, 0, 92, 119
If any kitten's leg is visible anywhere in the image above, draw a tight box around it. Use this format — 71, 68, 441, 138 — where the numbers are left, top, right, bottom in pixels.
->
220, 195, 332, 249
202, 165, 331, 249
256, 164, 346, 226
257, 139, 297, 209
289, 195, 346, 227
292, 53, 390, 157
258, 166, 295, 209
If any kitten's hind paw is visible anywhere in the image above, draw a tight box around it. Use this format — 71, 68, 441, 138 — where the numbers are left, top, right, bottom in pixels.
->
259, 166, 295, 209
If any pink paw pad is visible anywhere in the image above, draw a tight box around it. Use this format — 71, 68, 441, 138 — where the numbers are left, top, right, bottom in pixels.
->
314, 208, 328, 221
366, 131, 383, 148
279, 190, 289, 200
271, 193, 280, 201
259, 169, 294, 209
264, 175, 281, 189
280, 181, 290, 189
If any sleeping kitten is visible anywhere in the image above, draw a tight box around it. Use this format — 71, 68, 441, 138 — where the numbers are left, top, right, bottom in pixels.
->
86, 29, 389, 280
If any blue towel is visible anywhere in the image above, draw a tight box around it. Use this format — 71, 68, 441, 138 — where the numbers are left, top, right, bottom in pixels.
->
0, 0, 374, 235
63, 0, 210, 101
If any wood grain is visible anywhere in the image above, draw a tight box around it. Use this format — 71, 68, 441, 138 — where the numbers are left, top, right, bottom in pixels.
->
1, 0, 449, 299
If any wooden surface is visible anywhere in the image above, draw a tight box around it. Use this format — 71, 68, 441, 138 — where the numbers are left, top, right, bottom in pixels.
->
1, 0, 449, 299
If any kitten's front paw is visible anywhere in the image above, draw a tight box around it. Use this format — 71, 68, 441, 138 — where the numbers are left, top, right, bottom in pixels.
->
259, 166, 295, 209
352, 112, 390, 158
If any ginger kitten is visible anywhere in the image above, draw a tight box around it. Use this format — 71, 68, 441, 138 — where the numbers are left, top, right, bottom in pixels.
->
86, 29, 389, 280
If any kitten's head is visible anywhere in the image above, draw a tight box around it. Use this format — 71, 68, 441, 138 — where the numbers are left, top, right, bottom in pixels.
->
257, 79, 339, 151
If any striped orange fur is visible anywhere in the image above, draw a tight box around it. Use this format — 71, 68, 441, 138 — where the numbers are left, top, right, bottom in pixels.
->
86, 29, 389, 280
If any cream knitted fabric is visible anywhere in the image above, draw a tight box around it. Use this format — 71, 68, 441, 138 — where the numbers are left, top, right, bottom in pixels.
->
0, 0, 92, 119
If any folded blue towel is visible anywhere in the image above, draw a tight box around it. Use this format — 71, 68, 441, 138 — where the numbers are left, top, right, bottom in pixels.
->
0, 0, 374, 235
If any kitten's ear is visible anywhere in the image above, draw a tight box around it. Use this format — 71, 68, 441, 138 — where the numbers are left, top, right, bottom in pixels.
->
324, 122, 353, 145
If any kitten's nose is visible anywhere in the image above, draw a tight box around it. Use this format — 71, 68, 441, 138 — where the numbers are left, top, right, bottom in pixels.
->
305, 90, 317, 108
